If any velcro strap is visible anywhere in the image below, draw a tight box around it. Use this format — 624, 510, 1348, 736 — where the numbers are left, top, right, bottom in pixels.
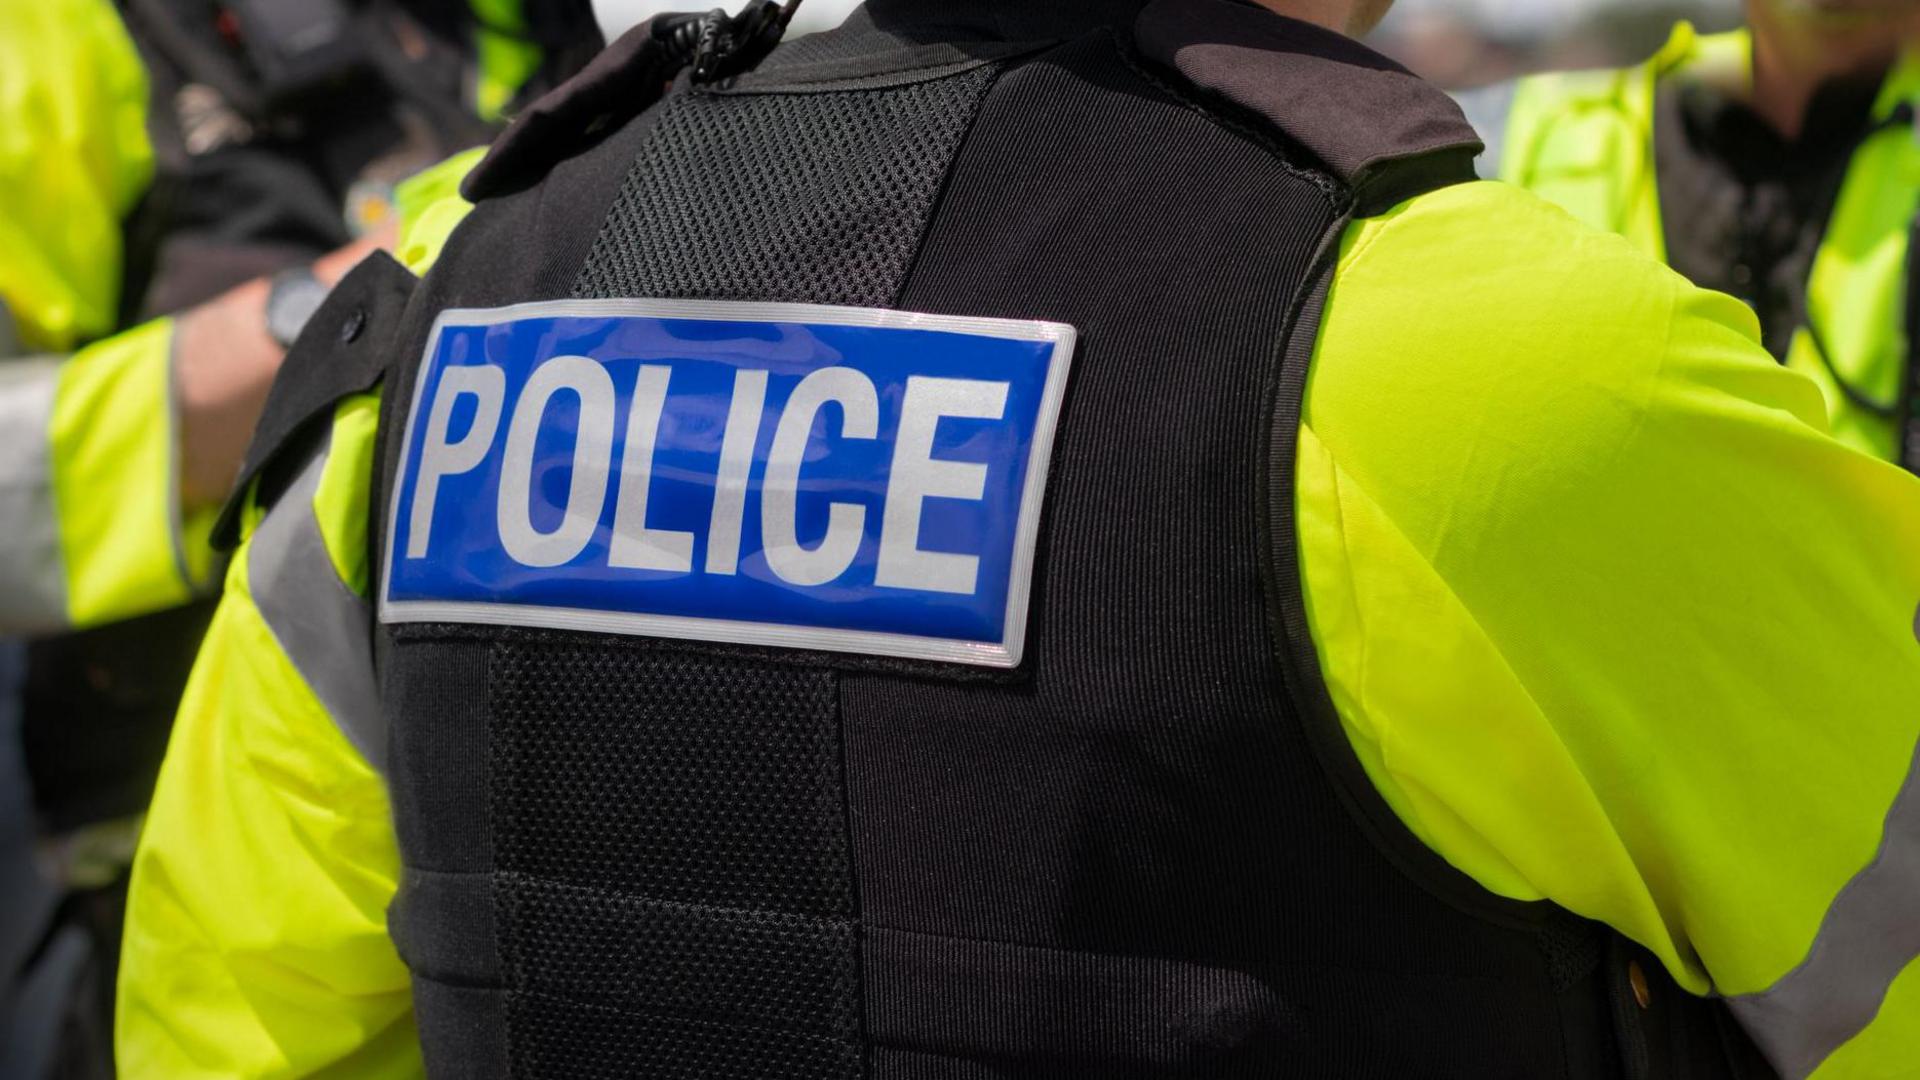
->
389, 867, 499, 986
210, 251, 416, 551
1135, 0, 1482, 215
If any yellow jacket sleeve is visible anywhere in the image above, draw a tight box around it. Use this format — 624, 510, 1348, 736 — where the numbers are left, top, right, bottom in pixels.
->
52, 319, 220, 626
117, 394, 423, 1079
0, 320, 218, 634
1299, 180, 1920, 1078
0, 143, 483, 637
0, 0, 152, 353
0, 0, 195, 633
117, 162, 480, 1077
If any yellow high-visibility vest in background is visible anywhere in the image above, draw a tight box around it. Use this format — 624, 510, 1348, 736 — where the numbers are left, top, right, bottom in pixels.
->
1498, 25, 1920, 466
0, 0, 201, 633
0, 0, 526, 635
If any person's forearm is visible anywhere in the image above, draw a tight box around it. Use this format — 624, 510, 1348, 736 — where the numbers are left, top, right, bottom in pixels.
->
171, 276, 280, 509
173, 229, 393, 510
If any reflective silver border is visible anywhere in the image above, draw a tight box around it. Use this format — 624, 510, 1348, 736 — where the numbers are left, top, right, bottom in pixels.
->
164, 326, 212, 594
380, 297, 1077, 669
0, 356, 70, 632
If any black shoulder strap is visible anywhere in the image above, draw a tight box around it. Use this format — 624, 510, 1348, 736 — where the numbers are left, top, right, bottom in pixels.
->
1133, 0, 1482, 215
210, 251, 418, 551
461, 3, 798, 202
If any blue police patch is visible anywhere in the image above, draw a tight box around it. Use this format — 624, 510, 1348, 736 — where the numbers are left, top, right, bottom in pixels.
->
381, 299, 1075, 667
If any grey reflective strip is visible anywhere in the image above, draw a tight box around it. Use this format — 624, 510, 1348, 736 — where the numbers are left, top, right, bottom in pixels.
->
0, 358, 71, 634
248, 438, 385, 773
1451, 79, 1518, 180
1728, 736, 1920, 1079
163, 330, 204, 595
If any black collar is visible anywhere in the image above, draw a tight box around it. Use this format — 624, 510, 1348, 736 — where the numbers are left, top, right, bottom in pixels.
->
1676, 65, 1888, 182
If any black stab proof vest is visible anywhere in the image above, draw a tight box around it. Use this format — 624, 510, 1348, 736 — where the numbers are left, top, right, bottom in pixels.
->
240, 1, 1781, 1075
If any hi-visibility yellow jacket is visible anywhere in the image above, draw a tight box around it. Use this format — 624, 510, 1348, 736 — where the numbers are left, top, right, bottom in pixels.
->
0, 0, 208, 634
0, 0, 540, 637
1490, 24, 1920, 467
117, 156, 1920, 1077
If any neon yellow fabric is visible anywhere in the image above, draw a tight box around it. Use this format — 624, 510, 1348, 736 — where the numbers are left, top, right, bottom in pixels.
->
1, 0, 200, 632
1301, 179, 1920, 1069
1797, 53, 1920, 461
1502, 26, 1920, 463
393, 148, 485, 275
115, 168, 475, 1071
315, 397, 381, 595
33, 149, 478, 632
0, 0, 153, 352
49, 318, 217, 628
1497, 24, 1697, 258
469, 0, 543, 121
117, 392, 421, 1079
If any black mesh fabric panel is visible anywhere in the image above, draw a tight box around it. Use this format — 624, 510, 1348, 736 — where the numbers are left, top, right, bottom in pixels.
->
573, 66, 998, 308
492, 642, 863, 1078
474, 64, 1002, 1080
493, 649, 851, 909
487, 634, 864, 1068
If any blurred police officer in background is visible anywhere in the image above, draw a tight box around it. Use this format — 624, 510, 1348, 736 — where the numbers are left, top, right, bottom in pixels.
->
0, 0, 601, 1073
119, 0, 1920, 1076
1464, 0, 1920, 470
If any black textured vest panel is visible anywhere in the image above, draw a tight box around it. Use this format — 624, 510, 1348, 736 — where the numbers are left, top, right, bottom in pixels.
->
373, 3, 1770, 1077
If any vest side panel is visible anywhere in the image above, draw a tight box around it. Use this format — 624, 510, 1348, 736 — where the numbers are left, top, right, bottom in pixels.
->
849, 35, 1586, 1077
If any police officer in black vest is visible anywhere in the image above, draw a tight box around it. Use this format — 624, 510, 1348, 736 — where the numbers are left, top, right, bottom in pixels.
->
119, 1, 1920, 1076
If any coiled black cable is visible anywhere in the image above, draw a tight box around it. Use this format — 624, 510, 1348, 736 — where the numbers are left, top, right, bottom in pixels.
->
654, 0, 804, 85
1793, 102, 1915, 421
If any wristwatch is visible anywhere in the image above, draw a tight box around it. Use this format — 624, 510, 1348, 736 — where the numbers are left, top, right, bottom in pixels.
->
264, 267, 331, 348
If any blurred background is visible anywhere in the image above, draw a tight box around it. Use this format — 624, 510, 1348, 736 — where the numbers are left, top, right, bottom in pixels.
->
1371, 0, 1741, 87
727, 0, 1750, 85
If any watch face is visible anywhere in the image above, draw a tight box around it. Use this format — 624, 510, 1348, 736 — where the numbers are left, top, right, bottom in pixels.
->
267, 272, 330, 347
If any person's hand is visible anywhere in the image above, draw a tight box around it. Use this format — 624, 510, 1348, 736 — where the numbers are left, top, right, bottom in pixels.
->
174, 224, 396, 510
312, 223, 397, 288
